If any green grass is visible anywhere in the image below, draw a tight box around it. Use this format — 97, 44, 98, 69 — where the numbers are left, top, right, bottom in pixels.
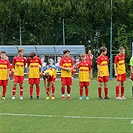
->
0, 79, 133, 133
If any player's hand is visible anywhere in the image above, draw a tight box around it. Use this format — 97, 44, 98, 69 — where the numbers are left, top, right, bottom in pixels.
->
100, 74, 103, 77
115, 73, 118, 77
67, 68, 72, 72
6, 77, 9, 80
90, 76, 92, 80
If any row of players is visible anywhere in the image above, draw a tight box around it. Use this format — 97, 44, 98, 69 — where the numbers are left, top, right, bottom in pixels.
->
0, 46, 133, 100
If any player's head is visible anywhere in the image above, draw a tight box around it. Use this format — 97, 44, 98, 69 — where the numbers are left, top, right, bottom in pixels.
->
43, 72, 50, 79
118, 47, 125, 55
80, 53, 86, 61
100, 46, 107, 55
88, 50, 92, 54
18, 48, 24, 57
0, 51, 6, 59
63, 50, 70, 57
29, 52, 36, 58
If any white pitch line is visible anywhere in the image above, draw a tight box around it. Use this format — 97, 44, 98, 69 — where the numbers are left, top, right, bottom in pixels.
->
0, 113, 132, 120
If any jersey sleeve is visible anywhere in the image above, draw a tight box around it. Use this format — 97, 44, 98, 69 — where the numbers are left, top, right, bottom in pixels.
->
59, 58, 63, 66
7, 60, 10, 69
97, 57, 101, 65
39, 58, 42, 66
88, 63, 92, 70
24, 57, 26, 66
114, 56, 118, 64
12, 57, 16, 67
107, 57, 109, 64
27, 58, 30, 66
71, 58, 74, 66
78, 62, 81, 68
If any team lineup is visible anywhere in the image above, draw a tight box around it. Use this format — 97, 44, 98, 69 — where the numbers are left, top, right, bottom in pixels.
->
0, 46, 133, 100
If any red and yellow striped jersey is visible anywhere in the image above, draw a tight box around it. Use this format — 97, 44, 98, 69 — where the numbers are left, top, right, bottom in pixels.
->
97, 55, 109, 76
44, 68, 56, 81
78, 61, 91, 82
59, 57, 74, 77
114, 54, 126, 74
0, 59, 10, 80
13, 56, 26, 76
28, 56, 42, 78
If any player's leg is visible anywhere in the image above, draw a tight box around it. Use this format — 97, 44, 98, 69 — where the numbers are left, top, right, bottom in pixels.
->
85, 82, 89, 100
2, 80, 8, 99
29, 78, 34, 100
35, 78, 40, 100
19, 76, 24, 100
61, 77, 66, 100
79, 82, 84, 100
12, 75, 18, 99
121, 81, 126, 99
67, 77, 72, 99
36, 84, 40, 100
104, 82, 109, 99
116, 80, 121, 100
51, 82, 55, 100
98, 76, 103, 100
103, 76, 109, 99
46, 82, 50, 99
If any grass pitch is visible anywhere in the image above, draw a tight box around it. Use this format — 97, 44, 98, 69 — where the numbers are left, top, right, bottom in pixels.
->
0, 79, 133, 133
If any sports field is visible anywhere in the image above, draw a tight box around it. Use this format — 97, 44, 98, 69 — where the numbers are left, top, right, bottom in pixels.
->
0, 79, 133, 133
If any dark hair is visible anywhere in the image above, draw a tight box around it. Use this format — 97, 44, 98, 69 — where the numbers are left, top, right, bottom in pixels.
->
1, 51, 6, 54
29, 52, 36, 58
63, 50, 70, 54
100, 46, 107, 53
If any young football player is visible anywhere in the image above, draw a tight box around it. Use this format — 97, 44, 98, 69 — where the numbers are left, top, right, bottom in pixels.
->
0, 51, 10, 99
114, 47, 126, 100
59, 50, 74, 100
42, 68, 56, 100
97, 46, 109, 100
11, 48, 26, 100
27, 52, 42, 100
78, 53, 92, 100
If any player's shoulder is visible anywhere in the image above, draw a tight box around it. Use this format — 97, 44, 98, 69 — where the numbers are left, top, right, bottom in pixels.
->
115, 54, 119, 58
97, 55, 101, 59
13, 56, 17, 59
23, 57, 26, 60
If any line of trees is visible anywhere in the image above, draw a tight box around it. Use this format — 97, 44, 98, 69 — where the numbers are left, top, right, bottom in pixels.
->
0, 0, 133, 54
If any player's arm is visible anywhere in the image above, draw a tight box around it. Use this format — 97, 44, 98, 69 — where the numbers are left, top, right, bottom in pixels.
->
89, 68, 92, 80
27, 58, 30, 76
114, 64, 117, 76
114, 56, 118, 76
68, 59, 75, 72
12, 57, 15, 69
39, 58, 43, 74
97, 64, 102, 77
43, 78, 47, 89
90, 54, 93, 60
7, 61, 10, 80
97, 57, 102, 77
59, 59, 69, 71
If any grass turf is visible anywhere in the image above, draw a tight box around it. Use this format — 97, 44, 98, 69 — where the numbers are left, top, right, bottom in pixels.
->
0, 79, 133, 133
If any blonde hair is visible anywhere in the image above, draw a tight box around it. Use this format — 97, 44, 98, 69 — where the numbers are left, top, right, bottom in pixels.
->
80, 53, 86, 57
119, 46, 125, 51
18, 48, 24, 53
